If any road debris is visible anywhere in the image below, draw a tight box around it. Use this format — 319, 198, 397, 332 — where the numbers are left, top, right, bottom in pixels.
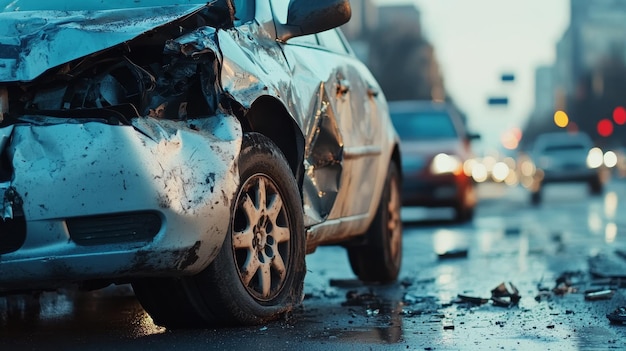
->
589, 253, 626, 279
490, 282, 521, 307
584, 289, 615, 301
607, 307, 626, 325
552, 271, 583, 295
454, 282, 521, 308
437, 248, 468, 259
456, 294, 489, 305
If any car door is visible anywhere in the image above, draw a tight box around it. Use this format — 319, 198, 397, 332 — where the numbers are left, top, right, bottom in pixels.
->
275, 21, 385, 225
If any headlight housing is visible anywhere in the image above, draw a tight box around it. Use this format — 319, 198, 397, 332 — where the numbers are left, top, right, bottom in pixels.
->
430, 153, 462, 175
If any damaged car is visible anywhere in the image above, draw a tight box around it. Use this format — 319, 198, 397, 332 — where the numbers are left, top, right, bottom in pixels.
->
0, 0, 402, 328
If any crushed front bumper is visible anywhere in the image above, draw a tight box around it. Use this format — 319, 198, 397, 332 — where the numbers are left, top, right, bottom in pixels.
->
0, 114, 241, 292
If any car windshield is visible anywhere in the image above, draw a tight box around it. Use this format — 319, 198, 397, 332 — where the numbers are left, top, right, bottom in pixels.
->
542, 144, 586, 153
391, 112, 458, 140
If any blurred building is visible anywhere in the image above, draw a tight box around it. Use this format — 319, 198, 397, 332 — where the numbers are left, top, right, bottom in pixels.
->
534, 66, 556, 115
376, 4, 421, 30
555, 0, 626, 98
525, 0, 626, 146
341, 0, 378, 40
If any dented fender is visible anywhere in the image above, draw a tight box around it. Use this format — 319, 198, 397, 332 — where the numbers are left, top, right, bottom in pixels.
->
0, 114, 242, 287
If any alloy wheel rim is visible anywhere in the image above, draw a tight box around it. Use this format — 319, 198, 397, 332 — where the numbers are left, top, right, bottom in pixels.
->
231, 174, 291, 301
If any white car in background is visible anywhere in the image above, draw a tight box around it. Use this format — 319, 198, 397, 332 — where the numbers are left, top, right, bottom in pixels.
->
530, 131, 603, 204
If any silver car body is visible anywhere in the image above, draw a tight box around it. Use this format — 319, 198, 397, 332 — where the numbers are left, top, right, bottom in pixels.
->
0, 0, 399, 291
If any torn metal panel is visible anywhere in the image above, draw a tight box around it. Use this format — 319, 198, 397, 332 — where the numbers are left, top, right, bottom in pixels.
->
301, 84, 344, 222
217, 26, 290, 105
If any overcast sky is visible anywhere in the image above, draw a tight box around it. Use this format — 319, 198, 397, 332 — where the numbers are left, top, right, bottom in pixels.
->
374, 0, 570, 152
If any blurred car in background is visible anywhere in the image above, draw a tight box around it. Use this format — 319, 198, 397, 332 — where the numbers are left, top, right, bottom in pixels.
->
529, 131, 603, 204
389, 100, 478, 222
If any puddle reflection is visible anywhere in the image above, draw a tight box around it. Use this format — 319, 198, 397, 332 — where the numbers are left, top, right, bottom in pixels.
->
604, 191, 618, 219
606, 222, 618, 243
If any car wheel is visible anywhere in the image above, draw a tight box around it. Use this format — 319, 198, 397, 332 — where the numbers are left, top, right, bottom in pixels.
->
589, 177, 603, 195
133, 132, 305, 327
347, 161, 402, 283
454, 205, 474, 223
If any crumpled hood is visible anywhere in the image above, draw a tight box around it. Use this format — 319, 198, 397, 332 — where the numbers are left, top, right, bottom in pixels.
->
0, 4, 207, 82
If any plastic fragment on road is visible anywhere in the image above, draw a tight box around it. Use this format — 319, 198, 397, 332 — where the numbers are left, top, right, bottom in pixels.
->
437, 248, 468, 259
490, 282, 521, 307
607, 307, 626, 324
584, 289, 615, 301
456, 294, 489, 305
454, 282, 521, 308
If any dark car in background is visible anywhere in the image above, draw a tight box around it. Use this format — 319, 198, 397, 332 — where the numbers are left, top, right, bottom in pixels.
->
0, 0, 402, 328
529, 131, 603, 204
389, 100, 478, 222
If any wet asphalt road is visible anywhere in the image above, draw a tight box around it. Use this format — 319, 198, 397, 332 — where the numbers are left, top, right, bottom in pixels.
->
3, 180, 626, 350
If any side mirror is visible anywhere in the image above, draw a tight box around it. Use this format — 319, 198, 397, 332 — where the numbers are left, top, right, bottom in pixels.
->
277, 0, 351, 42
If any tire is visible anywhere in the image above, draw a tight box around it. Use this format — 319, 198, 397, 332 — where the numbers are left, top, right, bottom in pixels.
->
589, 177, 603, 195
530, 189, 542, 205
347, 161, 402, 284
133, 132, 305, 328
454, 205, 474, 223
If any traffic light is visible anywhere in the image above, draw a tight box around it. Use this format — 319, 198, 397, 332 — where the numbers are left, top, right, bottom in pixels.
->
613, 106, 626, 125
597, 119, 613, 137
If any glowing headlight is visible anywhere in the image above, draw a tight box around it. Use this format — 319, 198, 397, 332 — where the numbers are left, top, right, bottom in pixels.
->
587, 147, 603, 168
430, 153, 461, 175
471, 164, 488, 182
491, 162, 510, 182
604, 151, 617, 168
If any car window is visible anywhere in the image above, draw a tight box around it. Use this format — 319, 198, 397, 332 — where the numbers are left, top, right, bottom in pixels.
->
316, 29, 350, 55
542, 144, 586, 153
269, 0, 289, 24
391, 112, 458, 140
